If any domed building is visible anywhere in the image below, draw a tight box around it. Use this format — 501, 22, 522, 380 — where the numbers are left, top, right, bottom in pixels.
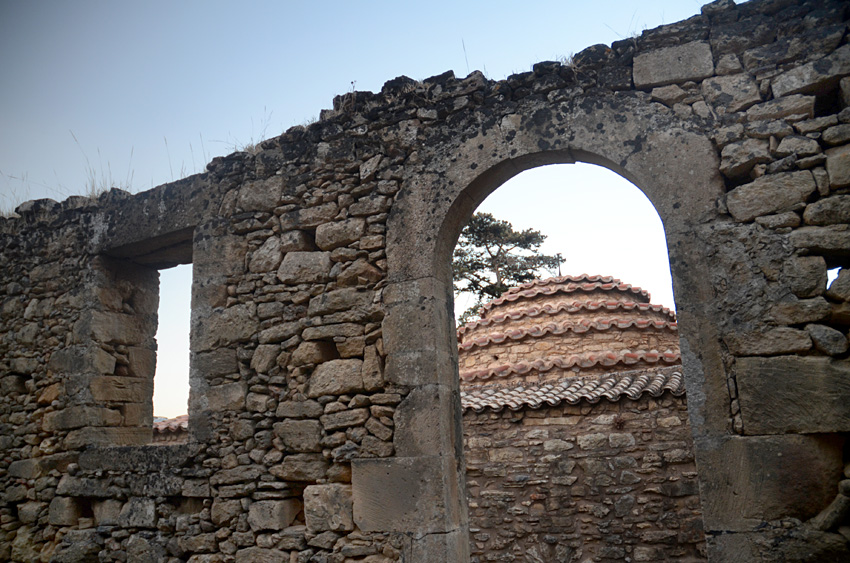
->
458, 275, 705, 562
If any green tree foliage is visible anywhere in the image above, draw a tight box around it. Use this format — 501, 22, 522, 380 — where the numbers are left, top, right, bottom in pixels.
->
453, 212, 565, 323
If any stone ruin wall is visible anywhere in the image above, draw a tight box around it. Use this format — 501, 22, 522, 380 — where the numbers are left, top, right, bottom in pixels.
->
463, 396, 701, 563
458, 277, 704, 562
2, 0, 850, 561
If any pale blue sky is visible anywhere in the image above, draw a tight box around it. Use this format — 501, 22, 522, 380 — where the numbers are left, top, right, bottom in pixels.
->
0, 0, 708, 417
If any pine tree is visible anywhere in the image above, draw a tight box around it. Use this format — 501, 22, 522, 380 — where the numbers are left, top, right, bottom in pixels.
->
452, 212, 564, 323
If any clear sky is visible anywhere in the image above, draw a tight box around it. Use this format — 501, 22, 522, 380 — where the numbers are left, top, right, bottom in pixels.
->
0, 0, 709, 417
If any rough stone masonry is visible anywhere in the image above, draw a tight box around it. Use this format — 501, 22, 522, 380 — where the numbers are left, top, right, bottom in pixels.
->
2, 0, 850, 561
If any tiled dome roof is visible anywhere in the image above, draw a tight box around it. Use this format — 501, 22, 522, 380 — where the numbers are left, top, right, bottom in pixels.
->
458, 275, 681, 412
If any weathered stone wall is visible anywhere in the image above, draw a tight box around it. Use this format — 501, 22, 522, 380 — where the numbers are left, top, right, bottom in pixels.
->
1, 0, 850, 561
464, 396, 703, 562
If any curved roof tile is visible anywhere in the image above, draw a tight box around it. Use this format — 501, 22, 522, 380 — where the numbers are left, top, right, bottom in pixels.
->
461, 367, 685, 412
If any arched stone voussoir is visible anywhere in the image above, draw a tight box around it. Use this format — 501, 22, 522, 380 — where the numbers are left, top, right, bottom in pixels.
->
387, 90, 723, 286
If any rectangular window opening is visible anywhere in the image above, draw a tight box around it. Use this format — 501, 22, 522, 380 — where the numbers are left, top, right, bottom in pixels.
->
152, 263, 193, 444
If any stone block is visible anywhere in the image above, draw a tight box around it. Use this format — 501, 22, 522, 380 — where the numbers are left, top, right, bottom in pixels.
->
291, 341, 338, 366
117, 497, 156, 528
320, 407, 369, 431
746, 94, 815, 122
130, 473, 183, 496
393, 384, 460, 458
726, 327, 812, 356
250, 344, 279, 374
304, 484, 354, 532
257, 320, 301, 344
193, 348, 238, 377
826, 144, 850, 188
128, 346, 156, 378
276, 251, 332, 284
270, 453, 329, 481
90, 376, 150, 402
48, 497, 81, 526
822, 124, 850, 146
273, 419, 322, 452
193, 233, 247, 277
338, 259, 383, 287
308, 287, 374, 317
701, 74, 761, 113
306, 359, 364, 398
57, 475, 113, 497
206, 382, 246, 411
279, 229, 315, 252
211, 499, 242, 525
280, 202, 338, 230
352, 456, 463, 534
248, 236, 283, 273
790, 225, 850, 257
17, 501, 45, 524
726, 170, 816, 222
234, 547, 289, 563
238, 177, 282, 212
772, 44, 850, 98
247, 499, 302, 531
88, 310, 148, 345
195, 304, 255, 349
699, 434, 843, 532
43, 405, 122, 431
827, 269, 850, 301
65, 427, 152, 448
315, 218, 366, 250
719, 138, 771, 178
804, 194, 850, 225
276, 399, 323, 419
79, 444, 190, 471
737, 356, 850, 434
93, 499, 123, 525
775, 135, 821, 158
633, 41, 714, 88
806, 324, 848, 356
768, 296, 831, 325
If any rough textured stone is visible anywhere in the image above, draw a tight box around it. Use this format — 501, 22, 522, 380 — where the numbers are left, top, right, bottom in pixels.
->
826, 144, 850, 188
248, 236, 283, 273
702, 74, 761, 112
822, 124, 850, 146
806, 324, 849, 356
304, 484, 354, 532
726, 327, 812, 356
276, 251, 332, 283
307, 359, 364, 398
273, 419, 322, 452
772, 44, 850, 98
720, 138, 771, 178
737, 356, 850, 434
774, 135, 821, 158
804, 195, 850, 225
826, 269, 850, 302
746, 94, 815, 122
316, 218, 366, 250
248, 499, 302, 531
726, 171, 816, 221
633, 41, 714, 88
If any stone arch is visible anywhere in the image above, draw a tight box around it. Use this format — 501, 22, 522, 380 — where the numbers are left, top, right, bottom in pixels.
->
381, 96, 729, 558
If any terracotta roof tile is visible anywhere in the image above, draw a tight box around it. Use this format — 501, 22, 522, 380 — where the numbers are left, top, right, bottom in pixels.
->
457, 301, 676, 337
501, 274, 621, 296
459, 319, 678, 350
153, 414, 189, 434
461, 367, 685, 412
459, 349, 681, 382
480, 282, 651, 315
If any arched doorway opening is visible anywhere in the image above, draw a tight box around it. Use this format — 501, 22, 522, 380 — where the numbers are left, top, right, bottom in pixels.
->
452, 162, 705, 561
